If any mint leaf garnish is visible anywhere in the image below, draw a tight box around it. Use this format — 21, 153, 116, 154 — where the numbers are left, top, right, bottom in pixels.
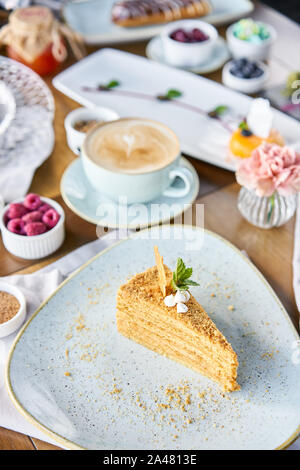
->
171, 258, 199, 291
107, 80, 120, 88
157, 89, 183, 101
166, 89, 182, 99
208, 105, 228, 118
238, 120, 249, 130
98, 80, 120, 90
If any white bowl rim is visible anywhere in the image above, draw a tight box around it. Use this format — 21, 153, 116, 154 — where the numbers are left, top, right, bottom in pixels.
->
161, 19, 218, 45
0, 196, 65, 242
226, 20, 277, 45
0, 281, 26, 328
64, 106, 120, 137
223, 59, 269, 83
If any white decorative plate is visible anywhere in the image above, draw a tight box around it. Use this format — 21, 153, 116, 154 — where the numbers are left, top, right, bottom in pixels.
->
6, 226, 300, 450
53, 48, 300, 172
63, 0, 254, 45
0, 57, 54, 202
0, 81, 16, 139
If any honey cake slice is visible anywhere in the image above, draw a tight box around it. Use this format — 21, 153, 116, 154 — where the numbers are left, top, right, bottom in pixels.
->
116, 250, 239, 392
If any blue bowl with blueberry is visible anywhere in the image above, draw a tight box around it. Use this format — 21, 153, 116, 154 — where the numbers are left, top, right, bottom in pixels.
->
222, 58, 269, 94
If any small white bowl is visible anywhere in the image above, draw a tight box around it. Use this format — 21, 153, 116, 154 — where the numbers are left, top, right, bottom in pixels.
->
222, 60, 269, 94
226, 21, 277, 61
161, 19, 218, 67
0, 282, 26, 338
64, 106, 119, 155
0, 197, 65, 260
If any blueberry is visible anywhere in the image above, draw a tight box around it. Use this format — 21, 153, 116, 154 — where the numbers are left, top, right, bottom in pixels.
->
252, 68, 264, 78
230, 57, 265, 79
241, 129, 253, 137
243, 65, 254, 74
230, 68, 244, 78
235, 58, 248, 68
230, 66, 239, 74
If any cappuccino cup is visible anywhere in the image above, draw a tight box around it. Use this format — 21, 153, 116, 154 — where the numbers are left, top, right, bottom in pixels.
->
81, 118, 194, 204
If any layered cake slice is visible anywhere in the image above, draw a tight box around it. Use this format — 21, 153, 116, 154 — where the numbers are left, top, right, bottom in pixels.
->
116, 247, 239, 392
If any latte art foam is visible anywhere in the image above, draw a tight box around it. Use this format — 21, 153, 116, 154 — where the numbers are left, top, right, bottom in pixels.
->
85, 119, 179, 174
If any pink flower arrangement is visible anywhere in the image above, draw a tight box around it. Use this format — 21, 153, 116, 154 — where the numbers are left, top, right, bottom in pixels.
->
236, 142, 300, 197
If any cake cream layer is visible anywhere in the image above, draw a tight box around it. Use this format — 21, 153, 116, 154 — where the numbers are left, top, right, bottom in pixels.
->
117, 313, 238, 391
116, 302, 237, 372
116, 265, 239, 392
117, 296, 236, 367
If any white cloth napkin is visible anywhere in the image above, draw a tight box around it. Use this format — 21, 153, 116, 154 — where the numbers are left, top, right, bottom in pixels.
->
0, 106, 54, 203
0, 230, 299, 450
0, 231, 119, 447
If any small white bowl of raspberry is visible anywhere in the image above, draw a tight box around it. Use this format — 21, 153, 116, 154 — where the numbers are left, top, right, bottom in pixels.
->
161, 19, 218, 67
0, 194, 65, 260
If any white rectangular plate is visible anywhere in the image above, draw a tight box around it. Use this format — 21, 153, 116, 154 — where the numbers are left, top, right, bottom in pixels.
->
63, 0, 254, 45
53, 48, 300, 172
6, 226, 300, 450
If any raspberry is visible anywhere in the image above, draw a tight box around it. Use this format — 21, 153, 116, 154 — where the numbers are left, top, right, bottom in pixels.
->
7, 203, 28, 219
42, 209, 60, 229
22, 211, 43, 224
24, 193, 41, 211
38, 203, 52, 214
7, 218, 25, 235
25, 221, 47, 236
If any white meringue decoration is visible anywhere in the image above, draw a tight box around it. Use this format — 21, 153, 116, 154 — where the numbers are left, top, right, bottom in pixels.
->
174, 290, 190, 303
183, 290, 190, 302
177, 302, 188, 313
247, 98, 273, 139
164, 294, 176, 307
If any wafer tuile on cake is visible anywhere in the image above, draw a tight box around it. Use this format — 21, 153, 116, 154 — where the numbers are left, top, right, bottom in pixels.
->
116, 246, 239, 392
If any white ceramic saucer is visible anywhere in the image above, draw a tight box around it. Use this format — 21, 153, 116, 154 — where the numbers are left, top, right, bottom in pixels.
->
60, 157, 199, 229
146, 36, 230, 74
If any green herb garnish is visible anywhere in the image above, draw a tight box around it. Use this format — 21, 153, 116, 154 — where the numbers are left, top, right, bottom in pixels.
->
157, 89, 183, 101
208, 105, 228, 118
98, 80, 120, 90
171, 258, 199, 292
238, 120, 249, 130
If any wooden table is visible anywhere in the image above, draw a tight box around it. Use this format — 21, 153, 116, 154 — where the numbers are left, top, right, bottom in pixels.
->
0, 2, 299, 450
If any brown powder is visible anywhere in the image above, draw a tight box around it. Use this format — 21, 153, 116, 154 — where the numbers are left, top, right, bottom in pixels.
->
74, 120, 101, 133
0, 291, 20, 324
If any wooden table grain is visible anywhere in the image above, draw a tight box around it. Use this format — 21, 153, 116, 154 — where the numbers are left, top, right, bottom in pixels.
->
0, 2, 299, 450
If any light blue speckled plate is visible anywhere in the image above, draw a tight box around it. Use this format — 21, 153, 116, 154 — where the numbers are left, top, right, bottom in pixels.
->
60, 157, 199, 228
6, 226, 300, 450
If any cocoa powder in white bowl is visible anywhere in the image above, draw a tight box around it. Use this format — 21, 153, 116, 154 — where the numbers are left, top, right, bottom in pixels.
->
0, 281, 26, 338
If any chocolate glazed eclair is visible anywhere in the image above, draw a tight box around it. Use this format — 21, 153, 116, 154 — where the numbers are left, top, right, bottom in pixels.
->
111, 0, 212, 27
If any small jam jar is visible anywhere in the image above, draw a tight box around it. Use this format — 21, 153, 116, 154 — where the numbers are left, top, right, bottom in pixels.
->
1, 6, 67, 76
